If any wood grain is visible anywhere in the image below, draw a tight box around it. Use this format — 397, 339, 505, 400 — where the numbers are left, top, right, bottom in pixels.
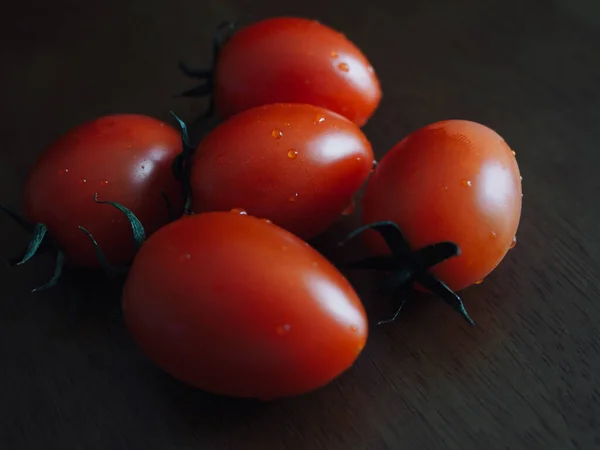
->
1, 0, 599, 449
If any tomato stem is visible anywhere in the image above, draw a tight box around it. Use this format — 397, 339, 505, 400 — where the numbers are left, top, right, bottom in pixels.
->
339, 221, 475, 326
177, 20, 237, 120
93, 193, 145, 250
0, 204, 54, 265
170, 112, 194, 214
31, 250, 65, 292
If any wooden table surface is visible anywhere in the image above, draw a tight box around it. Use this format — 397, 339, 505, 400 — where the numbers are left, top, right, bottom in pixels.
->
2, 0, 599, 449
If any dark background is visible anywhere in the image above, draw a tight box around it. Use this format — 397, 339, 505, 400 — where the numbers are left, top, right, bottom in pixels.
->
1, 0, 600, 449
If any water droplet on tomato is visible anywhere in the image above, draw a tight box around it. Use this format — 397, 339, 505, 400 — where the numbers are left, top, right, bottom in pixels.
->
443, 185, 449, 191
338, 62, 350, 72
330, 51, 338, 58
271, 129, 283, 139
490, 230, 497, 239
99, 179, 109, 186
284, 122, 291, 127
372, 159, 378, 168
78, 178, 87, 185
314, 114, 326, 124
520, 176, 523, 181
460, 179, 472, 187
342, 198, 355, 216
512, 150, 516, 156
59, 168, 69, 176
263, 218, 272, 224
289, 193, 299, 202
230, 208, 247, 215
276, 324, 291, 335
349, 324, 359, 332
510, 236, 517, 249
367, 65, 375, 73
287, 149, 298, 159
475, 279, 484, 285
179, 253, 191, 262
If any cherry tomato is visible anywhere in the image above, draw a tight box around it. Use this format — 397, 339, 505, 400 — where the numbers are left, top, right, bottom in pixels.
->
122, 211, 367, 400
189, 103, 374, 240
214, 17, 381, 127
361, 120, 522, 291
23, 114, 183, 267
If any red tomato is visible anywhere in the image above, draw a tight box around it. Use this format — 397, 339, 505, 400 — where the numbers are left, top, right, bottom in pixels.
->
23, 114, 183, 267
361, 120, 522, 291
189, 103, 374, 240
214, 17, 382, 127
122, 211, 367, 400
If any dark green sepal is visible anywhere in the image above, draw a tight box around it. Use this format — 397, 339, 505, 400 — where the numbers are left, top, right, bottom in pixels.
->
15, 223, 48, 266
339, 220, 474, 326
93, 193, 145, 251
31, 251, 65, 292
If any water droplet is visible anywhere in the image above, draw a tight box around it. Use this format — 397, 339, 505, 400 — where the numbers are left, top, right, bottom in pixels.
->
338, 62, 350, 72
288, 193, 299, 202
179, 253, 191, 262
460, 179, 472, 187
284, 122, 291, 127
287, 149, 299, 159
230, 208, 247, 215
475, 279, 484, 285
520, 176, 523, 181
510, 236, 517, 249
276, 324, 291, 335
99, 179, 109, 186
443, 185, 449, 191
372, 159, 378, 168
59, 168, 69, 176
271, 129, 283, 140
512, 150, 516, 156
314, 114, 326, 124
78, 178, 87, 185
490, 230, 497, 239
342, 198, 355, 216
367, 65, 375, 73
356, 157, 362, 162
330, 51, 339, 58
349, 324, 359, 332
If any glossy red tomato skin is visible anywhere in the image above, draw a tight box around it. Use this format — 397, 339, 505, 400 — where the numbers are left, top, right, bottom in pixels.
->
361, 120, 522, 292
214, 17, 382, 127
190, 103, 374, 240
122, 211, 368, 400
23, 114, 183, 267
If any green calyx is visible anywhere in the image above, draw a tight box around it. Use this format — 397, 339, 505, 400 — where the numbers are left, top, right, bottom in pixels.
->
78, 193, 147, 279
338, 220, 475, 326
1, 194, 147, 292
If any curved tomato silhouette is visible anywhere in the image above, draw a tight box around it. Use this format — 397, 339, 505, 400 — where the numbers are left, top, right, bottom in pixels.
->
361, 119, 522, 291
23, 114, 183, 267
189, 103, 374, 240
213, 17, 381, 127
122, 211, 368, 400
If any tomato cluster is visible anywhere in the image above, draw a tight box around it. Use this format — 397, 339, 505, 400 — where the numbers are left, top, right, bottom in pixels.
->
2, 17, 522, 400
